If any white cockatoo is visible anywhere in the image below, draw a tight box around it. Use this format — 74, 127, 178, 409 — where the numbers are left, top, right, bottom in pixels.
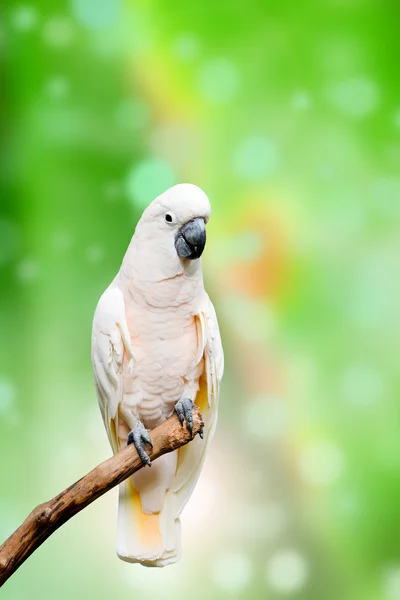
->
91, 183, 223, 567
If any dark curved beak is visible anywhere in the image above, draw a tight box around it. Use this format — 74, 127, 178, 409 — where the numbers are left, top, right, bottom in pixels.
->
175, 217, 206, 260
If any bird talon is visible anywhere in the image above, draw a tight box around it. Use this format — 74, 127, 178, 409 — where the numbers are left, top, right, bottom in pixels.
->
174, 398, 195, 437
142, 429, 153, 448
127, 421, 153, 466
175, 402, 185, 426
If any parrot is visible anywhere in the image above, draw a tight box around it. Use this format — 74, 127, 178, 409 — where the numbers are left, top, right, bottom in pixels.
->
91, 183, 224, 567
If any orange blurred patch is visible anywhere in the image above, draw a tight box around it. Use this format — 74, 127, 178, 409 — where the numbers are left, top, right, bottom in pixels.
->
222, 193, 289, 300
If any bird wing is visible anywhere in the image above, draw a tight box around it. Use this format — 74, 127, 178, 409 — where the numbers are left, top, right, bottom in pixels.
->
91, 284, 134, 454
170, 294, 224, 515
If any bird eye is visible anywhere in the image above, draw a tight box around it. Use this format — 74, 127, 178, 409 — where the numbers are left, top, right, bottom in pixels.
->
165, 213, 173, 223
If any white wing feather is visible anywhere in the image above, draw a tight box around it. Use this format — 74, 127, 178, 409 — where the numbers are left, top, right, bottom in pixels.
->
91, 285, 133, 453
170, 295, 224, 513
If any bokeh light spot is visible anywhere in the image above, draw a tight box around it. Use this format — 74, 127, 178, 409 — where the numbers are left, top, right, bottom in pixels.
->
235, 231, 264, 261
340, 363, 385, 407
234, 136, 278, 180
318, 35, 366, 76
85, 245, 104, 264
11, 5, 38, 31
46, 76, 70, 99
211, 231, 264, 268
326, 76, 380, 118
299, 440, 345, 487
220, 294, 275, 341
43, 16, 74, 47
198, 58, 239, 104
150, 123, 198, 170
337, 491, 360, 518
53, 230, 73, 251
266, 549, 309, 594
114, 99, 151, 131
126, 159, 176, 210
103, 181, 121, 201
371, 177, 400, 217
213, 552, 252, 592
16, 258, 39, 282
292, 91, 312, 110
0, 219, 20, 265
71, 0, 121, 30
173, 34, 200, 61
229, 502, 287, 542
0, 378, 16, 413
244, 397, 287, 442
383, 566, 400, 600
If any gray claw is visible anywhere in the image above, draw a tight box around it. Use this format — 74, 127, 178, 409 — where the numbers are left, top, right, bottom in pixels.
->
127, 421, 153, 466
175, 401, 185, 426
174, 398, 195, 437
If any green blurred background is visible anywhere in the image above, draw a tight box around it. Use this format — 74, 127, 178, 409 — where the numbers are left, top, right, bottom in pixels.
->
1, 1, 399, 598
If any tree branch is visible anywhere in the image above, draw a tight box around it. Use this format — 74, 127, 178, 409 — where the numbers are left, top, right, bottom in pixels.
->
0, 407, 204, 587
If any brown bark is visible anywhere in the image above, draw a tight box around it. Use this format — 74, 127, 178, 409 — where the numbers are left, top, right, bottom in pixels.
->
0, 407, 204, 587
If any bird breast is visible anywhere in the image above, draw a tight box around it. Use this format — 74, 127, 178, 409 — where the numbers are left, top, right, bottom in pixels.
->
123, 292, 202, 427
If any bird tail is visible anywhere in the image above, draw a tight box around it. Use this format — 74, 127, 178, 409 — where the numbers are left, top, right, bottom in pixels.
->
116, 479, 181, 567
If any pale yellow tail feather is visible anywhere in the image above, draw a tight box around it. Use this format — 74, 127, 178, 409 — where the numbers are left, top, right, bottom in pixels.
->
117, 479, 181, 566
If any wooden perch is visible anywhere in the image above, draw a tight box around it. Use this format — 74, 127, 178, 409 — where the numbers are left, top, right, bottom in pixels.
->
0, 407, 204, 588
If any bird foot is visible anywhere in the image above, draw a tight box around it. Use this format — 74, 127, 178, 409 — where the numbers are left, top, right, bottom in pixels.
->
174, 397, 203, 439
127, 421, 153, 467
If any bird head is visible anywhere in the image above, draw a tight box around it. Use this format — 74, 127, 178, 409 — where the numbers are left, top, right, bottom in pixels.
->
126, 184, 211, 282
